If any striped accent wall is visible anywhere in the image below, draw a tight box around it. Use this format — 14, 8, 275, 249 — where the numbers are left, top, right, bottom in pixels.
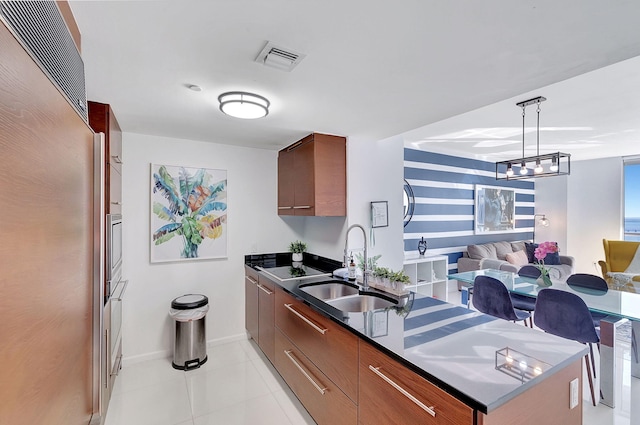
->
404, 148, 535, 273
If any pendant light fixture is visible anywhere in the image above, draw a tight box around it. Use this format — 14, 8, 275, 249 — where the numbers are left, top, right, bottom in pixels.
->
218, 91, 270, 119
496, 96, 570, 180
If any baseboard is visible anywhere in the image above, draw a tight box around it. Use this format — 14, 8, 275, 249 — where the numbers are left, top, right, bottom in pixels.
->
121, 332, 248, 367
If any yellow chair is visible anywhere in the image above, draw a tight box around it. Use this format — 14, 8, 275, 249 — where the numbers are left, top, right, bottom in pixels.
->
598, 239, 640, 291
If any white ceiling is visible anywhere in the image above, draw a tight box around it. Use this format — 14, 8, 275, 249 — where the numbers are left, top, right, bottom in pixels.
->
69, 0, 640, 160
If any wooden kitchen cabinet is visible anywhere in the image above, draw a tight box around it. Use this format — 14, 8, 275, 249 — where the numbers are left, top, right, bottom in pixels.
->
244, 266, 260, 341
88, 101, 123, 214
277, 133, 346, 217
359, 341, 474, 425
275, 328, 357, 425
257, 278, 276, 363
244, 267, 276, 363
275, 286, 358, 402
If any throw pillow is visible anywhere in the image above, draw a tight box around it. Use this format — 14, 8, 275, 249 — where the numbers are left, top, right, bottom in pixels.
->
526, 241, 561, 265
505, 250, 529, 266
511, 241, 526, 253
524, 242, 538, 263
625, 246, 640, 274
494, 241, 514, 260
544, 251, 561, 265
467, 243, 497, 260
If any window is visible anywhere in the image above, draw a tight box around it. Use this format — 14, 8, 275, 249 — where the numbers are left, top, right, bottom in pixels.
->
624, 160, 640, 241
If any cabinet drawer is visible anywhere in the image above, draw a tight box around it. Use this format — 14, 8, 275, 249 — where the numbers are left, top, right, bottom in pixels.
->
258, 278, 275, 363
359, 341, 473, 425
275, 286, 358, 402
275, 329, 356, 425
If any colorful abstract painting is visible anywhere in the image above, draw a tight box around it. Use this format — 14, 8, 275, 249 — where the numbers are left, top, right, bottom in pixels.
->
150, 164, 227, 262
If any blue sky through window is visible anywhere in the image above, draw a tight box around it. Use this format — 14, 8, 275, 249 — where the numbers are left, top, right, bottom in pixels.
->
624, 163, 640, 241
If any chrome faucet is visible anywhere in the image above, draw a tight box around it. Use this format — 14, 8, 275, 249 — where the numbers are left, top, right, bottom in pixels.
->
344, 224, 369, 289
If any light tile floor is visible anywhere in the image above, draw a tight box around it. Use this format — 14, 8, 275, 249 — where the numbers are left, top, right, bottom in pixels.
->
104, 289, 638, 425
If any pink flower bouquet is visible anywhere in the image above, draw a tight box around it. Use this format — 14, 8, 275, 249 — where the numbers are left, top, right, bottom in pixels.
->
533, 241, 558, 286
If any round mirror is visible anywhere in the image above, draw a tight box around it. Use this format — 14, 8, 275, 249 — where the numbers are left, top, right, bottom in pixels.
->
403, 179, 415, 227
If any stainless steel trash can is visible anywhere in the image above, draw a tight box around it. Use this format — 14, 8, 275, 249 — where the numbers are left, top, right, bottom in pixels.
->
169, 294, 209, 370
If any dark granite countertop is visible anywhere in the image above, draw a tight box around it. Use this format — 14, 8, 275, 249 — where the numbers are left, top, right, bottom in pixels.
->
245, 253, 588, 414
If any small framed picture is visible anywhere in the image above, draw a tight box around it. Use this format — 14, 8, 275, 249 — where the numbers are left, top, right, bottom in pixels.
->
371, 201, 389, 228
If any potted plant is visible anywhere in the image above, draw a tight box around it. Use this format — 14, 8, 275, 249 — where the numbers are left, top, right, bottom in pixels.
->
289, 240, 307, 262
371, 266, 411, 294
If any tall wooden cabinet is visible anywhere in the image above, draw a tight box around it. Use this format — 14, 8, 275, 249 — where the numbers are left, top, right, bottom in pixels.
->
88, 101, 123, 215
0, 15, 95, 425
277, 133, 346, 217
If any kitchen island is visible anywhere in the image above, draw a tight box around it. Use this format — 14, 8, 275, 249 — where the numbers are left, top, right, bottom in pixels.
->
245, 253, 588, 424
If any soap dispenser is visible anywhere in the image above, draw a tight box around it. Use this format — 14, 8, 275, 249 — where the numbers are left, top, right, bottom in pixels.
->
348, 254, 356, 280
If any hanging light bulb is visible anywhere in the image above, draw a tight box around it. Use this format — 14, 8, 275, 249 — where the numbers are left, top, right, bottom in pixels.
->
550, 155, 559, 172
506, 163, 514, 177
534, 159, 543, 174
520, 161, 528, 175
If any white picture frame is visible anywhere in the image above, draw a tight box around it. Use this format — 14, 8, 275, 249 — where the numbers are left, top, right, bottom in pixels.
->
150, 164, 228, 262
474, 185, 516, 234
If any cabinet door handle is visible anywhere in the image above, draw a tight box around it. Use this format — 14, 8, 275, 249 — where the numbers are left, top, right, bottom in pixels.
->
278, 206, 294, 210
111, 201, 122, 205
257, 284, 273, 295
293, 206, 312, 209
104, 329, 110, 388
111, 155, 123, 164
245, 276, 258, 285
368, 365, 436, 417
284, 303, 327, 335
284, 350, 326, 395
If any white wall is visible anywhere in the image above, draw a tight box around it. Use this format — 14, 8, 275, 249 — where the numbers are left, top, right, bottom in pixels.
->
567, 157, 623, 273
347, 135, 405, 271
535, 175, 568, 251
121, 132, 302, 362
536, 157, 623, 274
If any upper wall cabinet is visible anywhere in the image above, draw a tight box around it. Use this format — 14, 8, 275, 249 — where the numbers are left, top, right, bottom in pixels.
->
88, 101, 123, 214
278, 133, 346, 217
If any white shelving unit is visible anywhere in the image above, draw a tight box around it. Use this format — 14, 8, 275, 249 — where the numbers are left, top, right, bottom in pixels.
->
403, 254, 449, 301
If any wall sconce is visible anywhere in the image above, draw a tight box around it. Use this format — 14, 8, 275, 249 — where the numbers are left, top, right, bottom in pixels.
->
532, 214, 550, 243
496, 96, 570, 180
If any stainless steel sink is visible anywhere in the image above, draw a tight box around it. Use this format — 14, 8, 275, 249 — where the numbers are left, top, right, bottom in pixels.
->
326, 294, 397, 312
299, 281, 359, 300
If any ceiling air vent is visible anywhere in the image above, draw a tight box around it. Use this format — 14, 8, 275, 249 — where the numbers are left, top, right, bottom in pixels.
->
255, 41, 306, 72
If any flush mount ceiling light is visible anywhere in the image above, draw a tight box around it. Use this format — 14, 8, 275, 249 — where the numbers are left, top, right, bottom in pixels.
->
496, 96, 570, 180
218, 91, 270, 119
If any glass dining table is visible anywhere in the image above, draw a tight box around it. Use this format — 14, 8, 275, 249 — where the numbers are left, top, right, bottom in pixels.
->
448, 268, 640, 408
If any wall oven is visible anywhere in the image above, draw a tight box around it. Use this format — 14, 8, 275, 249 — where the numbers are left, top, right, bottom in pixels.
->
106, 213, 122, 302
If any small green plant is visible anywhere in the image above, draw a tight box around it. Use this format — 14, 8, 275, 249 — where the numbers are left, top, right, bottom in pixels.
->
289, 240, 307, 253
355, 253, 381, 271
372, 266, 410, 284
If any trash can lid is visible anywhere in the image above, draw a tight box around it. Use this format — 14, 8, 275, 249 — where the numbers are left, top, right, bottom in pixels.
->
171, 294, 208, 310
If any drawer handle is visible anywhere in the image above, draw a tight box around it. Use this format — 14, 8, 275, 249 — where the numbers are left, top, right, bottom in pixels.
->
368, 365, 436, 417
284, 350, 327, 395
284, 304, 327, 335
111, 155, 123, 164
257, 284, 273, 295
293, 206, 312, 209
245, 276, 258, 285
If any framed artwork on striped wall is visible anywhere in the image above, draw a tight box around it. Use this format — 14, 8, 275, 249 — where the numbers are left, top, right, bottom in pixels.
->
474, 185, 516, 234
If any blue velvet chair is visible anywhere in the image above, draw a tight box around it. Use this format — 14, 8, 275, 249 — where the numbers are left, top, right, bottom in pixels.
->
510, 265, 542, 328
518, 264, 541, 278
533, 288, 599, 406
472, 275, 530, 326
566, 273, 609, 377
